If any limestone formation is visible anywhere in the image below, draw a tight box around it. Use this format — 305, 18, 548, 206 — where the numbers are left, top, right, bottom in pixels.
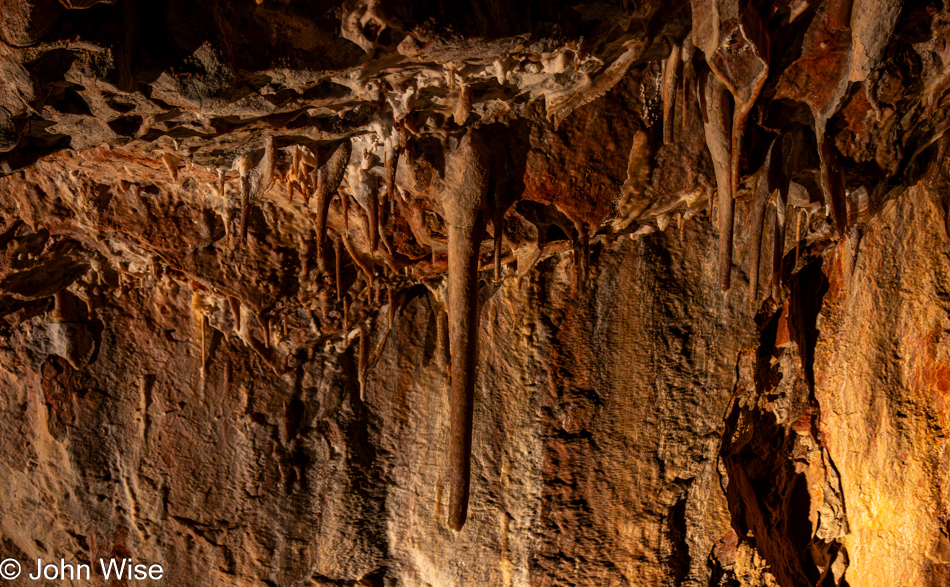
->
1, 1, 950, 586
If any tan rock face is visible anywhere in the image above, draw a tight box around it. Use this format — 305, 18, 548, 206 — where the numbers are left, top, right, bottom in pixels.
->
2, 1, 950, 586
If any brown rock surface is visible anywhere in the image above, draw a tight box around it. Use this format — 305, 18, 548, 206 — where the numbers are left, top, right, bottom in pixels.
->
1, 1, 950, 586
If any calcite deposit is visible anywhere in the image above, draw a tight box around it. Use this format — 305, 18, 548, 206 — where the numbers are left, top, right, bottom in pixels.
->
1, 0, 949, 585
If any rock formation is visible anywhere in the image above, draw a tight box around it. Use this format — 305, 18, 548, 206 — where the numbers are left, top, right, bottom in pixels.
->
1, 0, 949, 585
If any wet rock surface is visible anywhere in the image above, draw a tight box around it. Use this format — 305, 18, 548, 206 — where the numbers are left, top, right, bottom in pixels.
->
1, 1, 950, 585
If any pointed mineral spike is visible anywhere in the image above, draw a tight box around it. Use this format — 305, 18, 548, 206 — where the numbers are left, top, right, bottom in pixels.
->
662, 37, 681, 145
162, 152, 180, 182
493, 205, 504, 283
334, 237, 343, 303
388, 286, 395, 329
699, 68, 735, 291
358, 326, 367, 401
315, 140, 352, 256
440, 131, 490, 532
257, 313, 270, 349
342, 192, 350, 233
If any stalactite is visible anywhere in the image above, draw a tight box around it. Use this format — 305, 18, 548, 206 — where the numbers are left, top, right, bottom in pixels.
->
493, 205, 504, 283
313, 162, 327, 217
455, 84, 473, 126
287, 146, 303, 202
819, 133, 849, 238
342, 234, 375, 292
774, 0, 853, 238
387, 286, 395, 329
681, 33, 695, 133
191, 289, 214, 376
368, 180, 380, 252
342, 192, 350, 233
228, 295, 241, 333
772, 190, 788, 302
728, 64, 768, 198
217, 167, 227, 199
748, 179, 769, 300
162, 152, 180, 182
662, 37, 681, 145
357, 325, 369, 401
699, 68, 735, 290
255, 313, 270, 349
334, 237, 343, 303
314, 141, 352, 258
235, 136, 276, 246
846, 186, 870, 276
571, 219, 590, 288
750, 137, 782, 300
440, 131, 490, 532
385, 147, 398, 207
795, 209, 804, 266
691, 1, 770, 199
346, 148, 382, 254
234, 153, 252, 247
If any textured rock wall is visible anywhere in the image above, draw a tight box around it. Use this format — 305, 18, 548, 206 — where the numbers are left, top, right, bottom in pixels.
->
6, 177, 950, 586
0, 211, 748, 586
2, 0, 950, 586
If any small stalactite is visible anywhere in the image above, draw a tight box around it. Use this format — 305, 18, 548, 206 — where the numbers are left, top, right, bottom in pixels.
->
343, 295, 351, 330
750, 137, 782, 300
795, 208, 804, 266
235, 136, 276, 247
772, 191, 789, 302
313, 162, 328, 231
748, 181, 770, 300
662, 37, 681, 145
699, 69, 735, 290
343, 233, 376, 288
235, 155, 252, 246
342, 192, 350, 233
387, 286, 395, 329
217, 167, 227, 199
368, 180, 380, 252
681, 33, 695, 133
257, 313, 271, 349
191, 287, 214, 378
493, 205, 504, 283
489, 135, 512, 285
818, 133, 849, 238
227, 295, 241, 334
358, 325, 368, 401
314, 141, 352, 258
454, 84, 473, 126
385, 146, 399, 210
334, 237, 343, 303
378, 205, 395, 256
162, 152, 180, 182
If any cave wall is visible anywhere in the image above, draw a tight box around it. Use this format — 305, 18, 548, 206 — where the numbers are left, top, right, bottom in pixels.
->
0, 210, 749, 586
1, 0, 950, 586
5, 178, 950, 586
